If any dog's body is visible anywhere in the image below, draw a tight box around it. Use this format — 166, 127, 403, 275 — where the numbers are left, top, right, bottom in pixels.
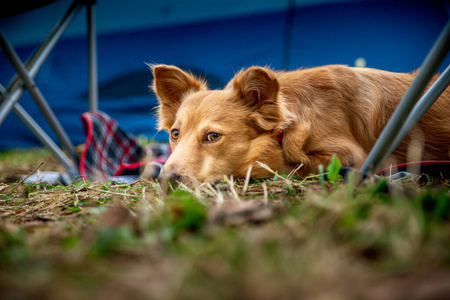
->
150, 64, 450, 185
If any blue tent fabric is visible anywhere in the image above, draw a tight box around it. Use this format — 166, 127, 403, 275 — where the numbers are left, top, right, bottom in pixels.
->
0, 0, 449, 149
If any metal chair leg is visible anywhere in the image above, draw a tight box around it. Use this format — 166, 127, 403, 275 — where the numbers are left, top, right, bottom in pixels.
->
13, 103, 79, 177
0, 31, 78, 163
0, 0, 100, 177
0, 2, 83, 126
386, 64, 450, 158
87, 0, 98, 111
360, 20, 450, 175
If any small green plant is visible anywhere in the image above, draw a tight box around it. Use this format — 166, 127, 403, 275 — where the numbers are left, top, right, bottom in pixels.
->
166, 189, 208, 235
318, 164, 326, 190
326, 154, 342, 186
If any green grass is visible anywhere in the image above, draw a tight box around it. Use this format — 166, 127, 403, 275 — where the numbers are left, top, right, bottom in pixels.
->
0, 148, 52, 166
1, 148, 450, 300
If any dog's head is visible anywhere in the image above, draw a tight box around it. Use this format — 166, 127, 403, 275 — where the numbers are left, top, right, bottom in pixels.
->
151, 64, 288, 185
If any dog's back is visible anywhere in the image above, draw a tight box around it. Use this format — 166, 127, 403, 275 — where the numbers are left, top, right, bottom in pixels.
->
276, 65, 450, 169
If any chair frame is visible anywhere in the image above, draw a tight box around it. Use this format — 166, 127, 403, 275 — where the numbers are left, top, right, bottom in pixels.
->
0, 0, 98, 177
360, 20, 450, 175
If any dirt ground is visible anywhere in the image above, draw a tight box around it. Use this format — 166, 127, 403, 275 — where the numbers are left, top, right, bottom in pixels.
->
1, 148, 450, 300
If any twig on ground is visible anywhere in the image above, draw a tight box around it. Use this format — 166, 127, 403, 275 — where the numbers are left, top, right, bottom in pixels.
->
89, 188, 136, 198
242, 165, 253, 196
262, 183, 268, 204
224, 175, 240, 201
287, 163, 304, 180
256, 161, 292, 185
0, 162, 44, 200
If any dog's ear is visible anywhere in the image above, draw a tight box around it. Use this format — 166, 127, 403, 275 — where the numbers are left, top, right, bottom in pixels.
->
151, 64, 206, 129
233, 67, 280, 131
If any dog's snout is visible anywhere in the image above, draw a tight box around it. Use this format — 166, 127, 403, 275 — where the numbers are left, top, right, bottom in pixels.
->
158, 170, 181, 183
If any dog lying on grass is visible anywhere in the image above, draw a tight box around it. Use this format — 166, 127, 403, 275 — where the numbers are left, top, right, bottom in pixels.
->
149, 64, 450, 185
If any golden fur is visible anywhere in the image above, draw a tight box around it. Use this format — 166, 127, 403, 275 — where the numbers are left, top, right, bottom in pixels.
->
148, 64, 450, 185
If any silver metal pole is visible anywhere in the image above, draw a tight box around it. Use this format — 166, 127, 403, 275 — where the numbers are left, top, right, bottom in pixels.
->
13, 103, 78, 176
0, 2, 83, 126
0, 30, 78, 162
360, 20, 450, 174
87, 2, 98, 111
0, 87, 22, 126
8, 1, 82, 92
0, 84, 6, 95
386, 64, 450, 157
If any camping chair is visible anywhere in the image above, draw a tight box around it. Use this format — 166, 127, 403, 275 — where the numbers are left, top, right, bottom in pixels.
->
0, 0, 98, 177
360, 19, 450, 177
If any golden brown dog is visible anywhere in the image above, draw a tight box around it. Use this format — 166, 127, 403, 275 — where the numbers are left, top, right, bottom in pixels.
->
149, 64, 450, 185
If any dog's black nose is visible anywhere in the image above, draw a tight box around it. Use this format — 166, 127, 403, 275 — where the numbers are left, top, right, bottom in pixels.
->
157, 170, 181, 183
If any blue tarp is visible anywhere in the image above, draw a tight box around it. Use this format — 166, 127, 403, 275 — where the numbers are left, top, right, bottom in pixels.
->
0, 0, 449, 149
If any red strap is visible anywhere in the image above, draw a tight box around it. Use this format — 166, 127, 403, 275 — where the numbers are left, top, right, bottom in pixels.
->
376, 160, 450, 174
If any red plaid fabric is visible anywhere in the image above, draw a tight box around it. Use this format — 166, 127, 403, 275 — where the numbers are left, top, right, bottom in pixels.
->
79, 111, 169, 180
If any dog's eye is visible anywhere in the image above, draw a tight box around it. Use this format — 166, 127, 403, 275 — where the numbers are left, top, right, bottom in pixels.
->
170, 129, 179, 141
206, 132, 221, 142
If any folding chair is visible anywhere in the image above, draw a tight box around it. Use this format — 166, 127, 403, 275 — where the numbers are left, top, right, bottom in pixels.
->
360, 19, 450, 176
0, 0, 98, 177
